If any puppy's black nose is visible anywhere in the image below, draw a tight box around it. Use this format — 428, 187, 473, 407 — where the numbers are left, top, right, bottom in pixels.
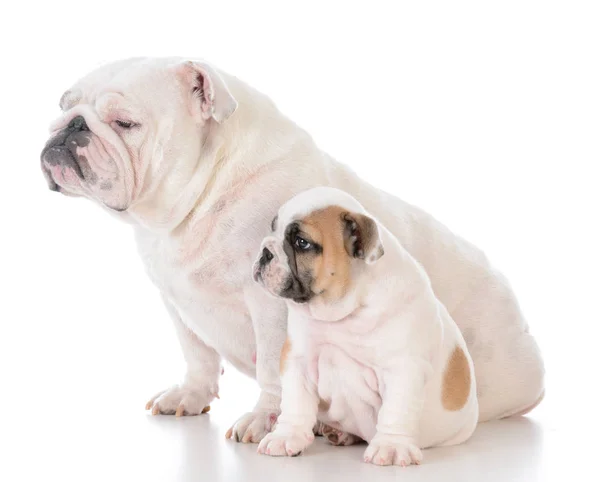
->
68, 116, 89, 132
260, 247, 274, 267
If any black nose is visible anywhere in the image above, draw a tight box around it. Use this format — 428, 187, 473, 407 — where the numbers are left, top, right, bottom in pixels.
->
259, 247, 274, 267
68, 116, 89, 132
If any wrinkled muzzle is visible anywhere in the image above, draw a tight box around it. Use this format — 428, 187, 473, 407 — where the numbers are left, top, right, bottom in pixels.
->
253, 236, 313, 303
253, 237, 291, 295
40, 106, 134, 211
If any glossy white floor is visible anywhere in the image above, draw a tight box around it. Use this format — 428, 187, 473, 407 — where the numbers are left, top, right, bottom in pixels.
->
2, 344, 596, 482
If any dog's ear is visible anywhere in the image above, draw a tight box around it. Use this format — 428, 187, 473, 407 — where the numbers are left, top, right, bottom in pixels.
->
176, 60, 238, 124
342, 212, 384, 264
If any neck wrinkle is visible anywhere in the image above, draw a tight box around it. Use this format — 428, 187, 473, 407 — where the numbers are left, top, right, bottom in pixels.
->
170, 141, 231, 236
127, 121, 227, 234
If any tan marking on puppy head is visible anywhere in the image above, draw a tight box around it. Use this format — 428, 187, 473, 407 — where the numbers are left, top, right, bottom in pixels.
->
292, 206, 383, 303
279, 338, 292, 374
299, 206, 352, 302
442, 346, 472, 411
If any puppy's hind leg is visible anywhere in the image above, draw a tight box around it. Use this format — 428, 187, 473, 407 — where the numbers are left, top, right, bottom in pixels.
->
313, 421, 363, 446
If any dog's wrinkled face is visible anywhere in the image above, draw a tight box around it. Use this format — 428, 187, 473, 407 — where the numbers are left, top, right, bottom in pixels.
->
40, 106, 133, 210
40, 57, 237, 214
253, 188, 384, 305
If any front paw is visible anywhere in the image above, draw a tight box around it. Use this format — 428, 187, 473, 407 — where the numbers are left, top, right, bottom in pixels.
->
363, 434, 423, 467
225, 411, 279, 443
145, 384, 215, 417
257, 429, 314, 457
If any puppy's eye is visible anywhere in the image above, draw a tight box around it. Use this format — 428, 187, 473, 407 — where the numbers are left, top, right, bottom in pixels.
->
115, 120, 134, 129
294, 236, 312, 250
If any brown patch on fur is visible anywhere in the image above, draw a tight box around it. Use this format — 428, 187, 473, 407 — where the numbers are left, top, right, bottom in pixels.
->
279, 337, 292, 374
298, 206, 352, 302
442, 346, 471, 411
318, 398, 331, 412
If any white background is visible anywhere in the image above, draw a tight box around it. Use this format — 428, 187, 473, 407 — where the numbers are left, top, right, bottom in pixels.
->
1, 1, 598, 481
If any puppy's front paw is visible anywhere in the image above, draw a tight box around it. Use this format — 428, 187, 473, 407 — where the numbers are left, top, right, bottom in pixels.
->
225, 411, 279, 443
257, 429, 314, 457
145, 384, 215, 417
364, 434, 423, 467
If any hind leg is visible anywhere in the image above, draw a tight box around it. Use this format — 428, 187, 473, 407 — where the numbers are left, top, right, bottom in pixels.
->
451, 277, 545, 422
475, 329, 545, 421
313, 421, 362, 446
500, 388, 545, 419
480, 332, 544, 421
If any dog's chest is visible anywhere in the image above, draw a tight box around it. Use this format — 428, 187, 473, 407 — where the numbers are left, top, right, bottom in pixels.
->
309, 339, 382, 440
134, 228, 257, 365
134, 227, 252, 302
295, 320, 389, 440
301, 319, 378, 387
312, 341, 379, 392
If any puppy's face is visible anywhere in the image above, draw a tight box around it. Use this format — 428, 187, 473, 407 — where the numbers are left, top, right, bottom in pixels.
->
253, 188, 384, 305
39, 57, 237, 213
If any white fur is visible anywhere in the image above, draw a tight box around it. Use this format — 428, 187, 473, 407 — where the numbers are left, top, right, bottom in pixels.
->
257, 188, 478, 466
42, 57, 544, 443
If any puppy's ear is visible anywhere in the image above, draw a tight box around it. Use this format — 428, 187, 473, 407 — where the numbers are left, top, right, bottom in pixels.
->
342, 212, 384, 264
176, 60, 238, 124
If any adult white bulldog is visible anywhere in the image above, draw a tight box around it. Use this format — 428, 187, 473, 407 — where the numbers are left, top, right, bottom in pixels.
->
39, 57, 544, 443
254, 187, 479, 466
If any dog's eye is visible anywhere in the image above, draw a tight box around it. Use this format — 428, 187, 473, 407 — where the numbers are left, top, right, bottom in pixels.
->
115, 120, 134, 129
294, 236, 312, 250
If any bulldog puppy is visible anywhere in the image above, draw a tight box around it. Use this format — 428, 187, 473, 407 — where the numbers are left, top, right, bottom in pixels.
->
40, 58, 544, 444
254, 187, 478, 465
